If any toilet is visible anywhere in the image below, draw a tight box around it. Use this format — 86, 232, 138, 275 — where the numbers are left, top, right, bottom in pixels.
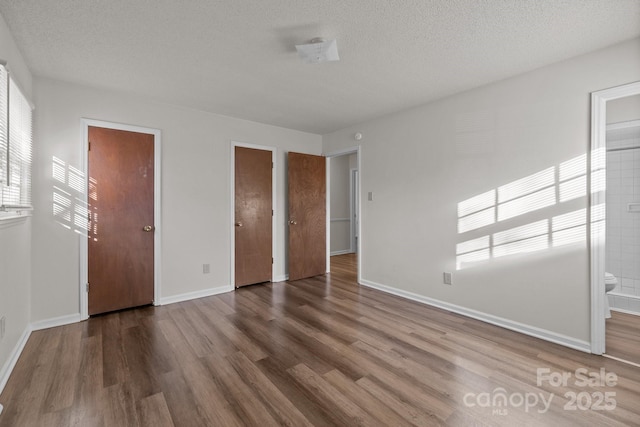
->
604, 272, 618, 319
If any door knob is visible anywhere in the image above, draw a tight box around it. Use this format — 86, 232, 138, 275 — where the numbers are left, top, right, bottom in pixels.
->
289, 220, 297, 225
235, 222, 243, 227
143, 225, 154, 232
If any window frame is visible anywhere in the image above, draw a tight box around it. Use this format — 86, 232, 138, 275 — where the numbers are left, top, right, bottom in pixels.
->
0, 61, 34, 221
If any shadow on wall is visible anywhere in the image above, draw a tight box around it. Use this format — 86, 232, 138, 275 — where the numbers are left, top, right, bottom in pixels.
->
456, 149, 605, 270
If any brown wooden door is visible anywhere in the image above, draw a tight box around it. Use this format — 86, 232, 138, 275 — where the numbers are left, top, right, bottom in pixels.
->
235, 147, 273, 287
288, 152, 326, 281
88, 126, 154, 315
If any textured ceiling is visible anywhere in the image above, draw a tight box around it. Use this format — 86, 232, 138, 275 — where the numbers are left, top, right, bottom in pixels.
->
1, 0, 639, 134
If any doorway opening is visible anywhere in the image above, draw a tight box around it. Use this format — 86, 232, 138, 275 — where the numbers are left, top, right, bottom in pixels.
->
590, 81, 640, 358
326, 146, 361, 283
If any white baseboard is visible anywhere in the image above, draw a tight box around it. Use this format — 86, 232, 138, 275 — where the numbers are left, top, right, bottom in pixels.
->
610, 307, 640, 316
31, 313, 82, 331
0, 325, 31, 395
359, 278, 591, 353
159, 285, 232, 305
330, 250, 352, 256
273, 274, 289, 282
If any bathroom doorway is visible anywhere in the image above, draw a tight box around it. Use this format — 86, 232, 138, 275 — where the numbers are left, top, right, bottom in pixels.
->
604, 99, 640, 365
591, 81, 640, 363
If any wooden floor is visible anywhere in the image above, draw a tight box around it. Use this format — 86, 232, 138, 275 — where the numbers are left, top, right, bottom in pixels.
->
2, 253, 640, 426
606, 310, 640, 366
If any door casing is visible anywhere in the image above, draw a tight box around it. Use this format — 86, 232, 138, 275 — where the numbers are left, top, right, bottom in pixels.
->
80, 119, 162, 320
230, 141, 277, 287
590, 81, 640, 354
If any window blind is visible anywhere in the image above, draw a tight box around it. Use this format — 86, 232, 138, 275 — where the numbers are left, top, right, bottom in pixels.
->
0, 65, 7, 192
0, 62, 33, 211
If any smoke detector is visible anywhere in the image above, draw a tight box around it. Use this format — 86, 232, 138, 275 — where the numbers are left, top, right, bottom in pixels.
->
295, 38, 340, 64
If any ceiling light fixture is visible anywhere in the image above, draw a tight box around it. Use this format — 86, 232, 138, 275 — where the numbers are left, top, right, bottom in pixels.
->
295, 38, 340, 64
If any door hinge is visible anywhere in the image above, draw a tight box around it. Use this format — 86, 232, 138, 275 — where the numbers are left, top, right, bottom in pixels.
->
272, 162, 274, 168
272, 257, 274, 264
88, 141, 91, 151
86, 283, 90, 292
272, 209, 274, 216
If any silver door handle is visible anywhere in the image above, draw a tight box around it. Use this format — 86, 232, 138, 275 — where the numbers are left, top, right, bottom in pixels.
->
143, 225, 154, 232
289, 220, 297, 225
235, 222, 243, 227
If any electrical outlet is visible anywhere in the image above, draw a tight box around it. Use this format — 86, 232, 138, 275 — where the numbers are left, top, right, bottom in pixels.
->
443, 272, 453, 285
203, 264, 210, 274
0, 316, 5, 340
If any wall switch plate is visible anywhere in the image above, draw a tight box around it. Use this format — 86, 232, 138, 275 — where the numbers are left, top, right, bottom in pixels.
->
0, 316, 5, 340
203, 264, 210, 274
368, 191, 373, 201
443, 272, 453, 285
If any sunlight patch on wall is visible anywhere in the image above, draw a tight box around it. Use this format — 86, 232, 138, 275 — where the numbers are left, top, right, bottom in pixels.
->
456, 235, 490, 269
455, 151, 602, 270
498, 187, 556, 221
493, 220, 548, 258
52, 156, 89, 236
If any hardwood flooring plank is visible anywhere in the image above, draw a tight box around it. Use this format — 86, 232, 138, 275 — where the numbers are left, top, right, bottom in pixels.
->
192, 298, 267, 361
226, 351, 314, 427
323, 369, 412, 427
138, 392, 174, 427
288, 363, 384, 427
355, 376, 442, 427
41, 327, 82, 412
255, 356, 340, 426
103, 382, 140, 427
606, 311, 640, 366
201, 354, 281, 427
158, 368, 212, 427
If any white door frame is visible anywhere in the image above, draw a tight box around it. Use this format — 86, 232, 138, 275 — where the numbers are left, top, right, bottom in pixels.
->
324, 146, 362, 283
350, 168, 358, 253
590, 81, 640, 354
230, 141, 277, 288
80, 119, 162, 320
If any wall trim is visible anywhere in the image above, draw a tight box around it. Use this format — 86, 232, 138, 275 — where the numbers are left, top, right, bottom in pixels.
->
360, 278, 591, 353
273, 274, 289, 282
31, 313, 82, 331
0, 326, 31, 395
330, 250, 352, 256
610, 307, 640, 316
609, 291, 640, 301
159, 285, 232, 306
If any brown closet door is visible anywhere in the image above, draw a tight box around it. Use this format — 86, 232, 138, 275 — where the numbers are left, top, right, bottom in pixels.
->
88, 126, 154, 315
288, 152, 326, 281
235, 146, 273, 287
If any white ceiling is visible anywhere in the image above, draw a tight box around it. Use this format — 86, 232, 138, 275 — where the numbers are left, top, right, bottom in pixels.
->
1, 0, 639, 134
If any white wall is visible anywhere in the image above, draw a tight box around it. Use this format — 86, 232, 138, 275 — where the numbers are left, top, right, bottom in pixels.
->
31, 78, 321, 322
330, 154, 351, 254
0, 12, 32, 388
607, 94, 640, 124
323, 38, 640, 345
